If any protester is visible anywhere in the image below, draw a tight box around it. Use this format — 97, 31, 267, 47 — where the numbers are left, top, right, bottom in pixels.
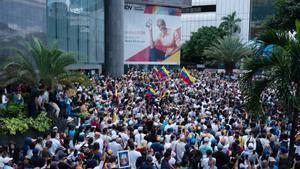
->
0, 68, 299, 169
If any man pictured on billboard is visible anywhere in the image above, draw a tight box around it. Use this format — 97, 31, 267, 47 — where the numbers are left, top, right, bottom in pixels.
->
147, 18, 181, 61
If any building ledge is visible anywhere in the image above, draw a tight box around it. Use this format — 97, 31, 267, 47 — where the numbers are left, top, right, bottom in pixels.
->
125, 0, 192, 8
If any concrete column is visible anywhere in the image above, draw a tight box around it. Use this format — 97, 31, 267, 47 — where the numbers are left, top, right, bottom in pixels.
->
105, 0, 124, 77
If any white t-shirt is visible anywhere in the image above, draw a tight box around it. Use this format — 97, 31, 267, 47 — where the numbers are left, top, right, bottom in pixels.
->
134, 133, 145, 145
129, 150, 141, 167
108, 141, 123, 156
49, 138, 61, 156
43, 91, 49, 103
201, 157, 216, 169
296, 145, 300, 155
164, 134, 172, 143
119, 132, 129, 145
2, 95, 8, 104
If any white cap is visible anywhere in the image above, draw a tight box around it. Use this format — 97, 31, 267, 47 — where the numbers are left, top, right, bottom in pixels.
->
2, 157, 13, 164
269, 157, 276, 162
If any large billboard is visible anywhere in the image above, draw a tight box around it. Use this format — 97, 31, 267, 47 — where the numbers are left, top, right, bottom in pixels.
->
124, 4, 181, 65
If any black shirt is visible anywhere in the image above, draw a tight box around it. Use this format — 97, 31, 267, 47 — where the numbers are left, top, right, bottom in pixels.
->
213, 150, 229, 169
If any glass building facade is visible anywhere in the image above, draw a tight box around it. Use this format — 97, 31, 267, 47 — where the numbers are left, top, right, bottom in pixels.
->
47, 0, 105, 64
250, 0, 274, 39
0, 0, 104, 67
0, 0, 47, 62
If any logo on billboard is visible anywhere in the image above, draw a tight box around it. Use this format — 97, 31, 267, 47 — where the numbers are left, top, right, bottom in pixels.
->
124, 4, 133, 10
124, 4, 144, 11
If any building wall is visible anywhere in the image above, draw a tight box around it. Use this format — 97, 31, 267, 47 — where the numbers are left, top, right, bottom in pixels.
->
182, 0, 251, 42
216, 0, 251, 41
192, 0, 216, 6
182, 12, 217, 42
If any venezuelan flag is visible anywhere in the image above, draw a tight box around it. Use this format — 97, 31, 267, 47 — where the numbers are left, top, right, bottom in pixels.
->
146, 88, 157, 97
180, 67, 195, 85
159, 66, 170, 77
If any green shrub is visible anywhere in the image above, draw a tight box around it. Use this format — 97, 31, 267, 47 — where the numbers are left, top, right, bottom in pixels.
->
0, 104, 26, 118
0, 116, 33, 135
0, 111, 52, 135
32, 111, 52, 132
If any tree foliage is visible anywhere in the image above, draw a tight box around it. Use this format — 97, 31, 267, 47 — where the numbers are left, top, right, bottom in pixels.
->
181, 26, 225, 64
240, 30, 300, 165
219, 11, 242, 35
203, 36, 253, 74
264, 0, 300, 31
0, 37, 90, 88
258, 29, 292, 46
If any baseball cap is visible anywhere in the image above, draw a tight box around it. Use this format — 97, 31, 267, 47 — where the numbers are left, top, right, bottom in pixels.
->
269, 157, 276, 162
204, 137, 210, 142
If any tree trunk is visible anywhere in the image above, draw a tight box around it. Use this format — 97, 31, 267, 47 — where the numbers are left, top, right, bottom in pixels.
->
288, 84, 300, 167
224, 62, 234, 75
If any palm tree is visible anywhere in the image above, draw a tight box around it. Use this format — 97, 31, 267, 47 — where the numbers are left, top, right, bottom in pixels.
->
0, 38, 88, 89
240, 31, 300, 166
203, 36, 252, 75
219, 11, 242, 35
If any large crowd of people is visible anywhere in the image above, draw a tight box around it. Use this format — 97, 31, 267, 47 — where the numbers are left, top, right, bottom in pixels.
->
0, 69, 300, 169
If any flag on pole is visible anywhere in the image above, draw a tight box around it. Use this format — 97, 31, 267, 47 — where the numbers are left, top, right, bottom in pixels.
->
159, 66, 170, 77
146, 88, 157, 97
180, 67, 195, 85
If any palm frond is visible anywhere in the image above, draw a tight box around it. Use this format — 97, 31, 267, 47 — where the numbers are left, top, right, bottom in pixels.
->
240, 43, 297, 119
219, 11, 241, 35
243, 78, 274, 119
1, 37, 80, 88
258, 29, 291, 46
204, 36, 252, 64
